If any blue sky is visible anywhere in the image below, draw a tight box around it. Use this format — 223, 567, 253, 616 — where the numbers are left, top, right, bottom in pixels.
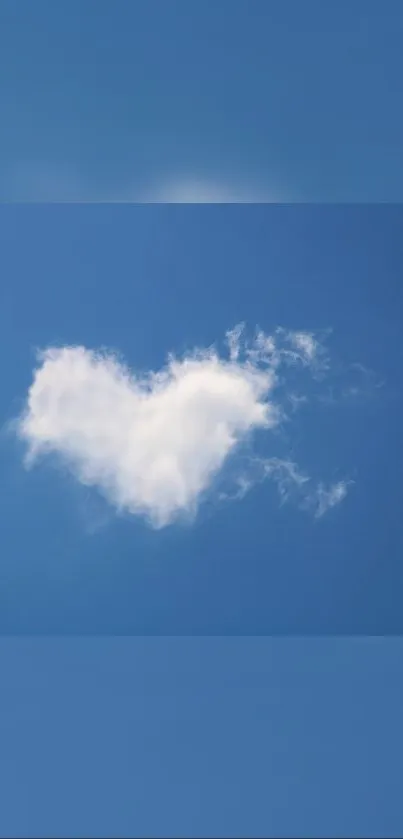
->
1, 203, 402, 634
1, 638, 403, 838
1, 0, 403, 201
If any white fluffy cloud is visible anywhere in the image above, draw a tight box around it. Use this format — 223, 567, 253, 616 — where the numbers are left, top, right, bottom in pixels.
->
16, 326, 350, 528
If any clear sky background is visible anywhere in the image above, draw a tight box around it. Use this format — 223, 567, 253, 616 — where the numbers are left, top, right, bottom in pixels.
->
1, 203, 402, 635
1, 638, 403, 838
1, 0, 402, 201
2, 5, 402, 835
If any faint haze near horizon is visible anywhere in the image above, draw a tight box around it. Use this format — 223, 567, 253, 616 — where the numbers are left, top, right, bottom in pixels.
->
3, 162, 296, 204
1, 0, 402, 203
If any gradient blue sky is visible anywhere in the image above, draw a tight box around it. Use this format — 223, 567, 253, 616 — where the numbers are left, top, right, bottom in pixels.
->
1, 203, 402, 634
1, 638, 403, 838
1, 0, 402, 201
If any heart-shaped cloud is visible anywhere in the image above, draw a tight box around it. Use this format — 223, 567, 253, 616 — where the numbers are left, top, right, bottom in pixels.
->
16, 325, 349, 527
